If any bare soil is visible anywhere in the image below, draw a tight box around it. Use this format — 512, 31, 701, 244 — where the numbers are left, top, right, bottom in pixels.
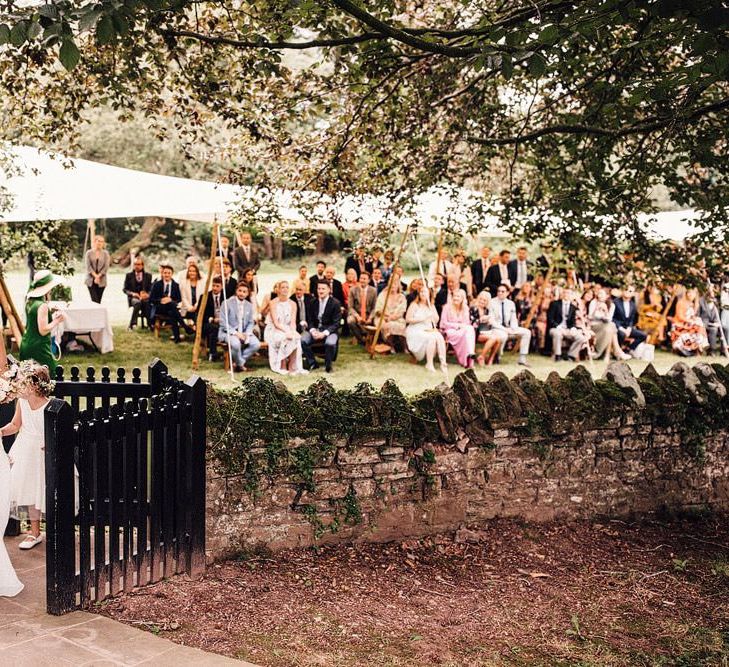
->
98, 516, 729, 666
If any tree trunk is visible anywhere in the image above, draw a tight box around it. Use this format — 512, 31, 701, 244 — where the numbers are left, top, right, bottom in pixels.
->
262, 233, 273, 260
273, 237, 283, 261
111, 217, 166, 267
315, 232, 326, 254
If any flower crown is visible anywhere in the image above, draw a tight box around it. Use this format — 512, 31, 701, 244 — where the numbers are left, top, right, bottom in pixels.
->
0, 360, 55, 403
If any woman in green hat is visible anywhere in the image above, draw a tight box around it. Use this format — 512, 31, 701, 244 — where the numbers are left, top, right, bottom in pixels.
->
19, 271, 65, 376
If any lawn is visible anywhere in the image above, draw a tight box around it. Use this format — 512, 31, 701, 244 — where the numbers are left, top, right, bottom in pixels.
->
5, 267, 722, 395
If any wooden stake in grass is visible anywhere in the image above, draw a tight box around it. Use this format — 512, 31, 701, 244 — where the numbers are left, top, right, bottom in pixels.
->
192, 222, 219, 371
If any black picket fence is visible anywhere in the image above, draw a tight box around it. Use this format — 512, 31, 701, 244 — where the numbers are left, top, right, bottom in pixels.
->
45, 361, 206, 615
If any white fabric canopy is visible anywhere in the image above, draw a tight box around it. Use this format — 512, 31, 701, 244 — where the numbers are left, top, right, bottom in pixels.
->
0, 144, 703, 240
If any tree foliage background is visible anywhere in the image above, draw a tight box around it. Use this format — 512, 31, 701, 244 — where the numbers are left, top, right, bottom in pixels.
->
0, 0, 728, 281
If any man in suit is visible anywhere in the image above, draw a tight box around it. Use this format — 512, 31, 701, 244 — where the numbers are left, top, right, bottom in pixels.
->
486, 249, 512, 296
492, 283, 531, 366
470, 246, 491, 297
215, 258, 238, 297
149, 264, 193, 343
309, 260, 327, 294
435, 273, 468, 315
202, 277, 225, 361
347, 272, 377, 344
427, 248, 453, 284
546, 288, 588, 361
233, 231, 261, 278
371, 267, 386, 294
302, 281, 341, 372
613, 285, 647, 350
508, 247, 532, 296
218, 236, 235, 266
344, 247, 368, 278
218, 282, 261, 371
323, 265, 346, 304
123, 256, 153, 329
291, 280, 314, 333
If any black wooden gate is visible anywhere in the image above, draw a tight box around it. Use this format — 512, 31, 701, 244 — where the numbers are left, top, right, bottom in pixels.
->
44, 360, 206, 615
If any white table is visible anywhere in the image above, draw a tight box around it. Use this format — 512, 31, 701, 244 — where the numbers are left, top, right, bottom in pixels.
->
49, 301, 114, 354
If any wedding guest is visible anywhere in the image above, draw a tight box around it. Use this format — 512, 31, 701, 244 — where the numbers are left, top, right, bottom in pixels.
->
514, 282, 533, 324
259, 281, 279, 324
670, 286, 708, 356
547, 287, 588, 361
294, 265, 310, 293
344, 247, 368, 277
613, 285, 647, 351
535, 284, 554, 352
381, 250, 395, 282
406, 278, 424, 306
470, 246, 491, 297
452, 249, 473, 298
291, 280, 314, 333
371, 267, 386, 294
369, 247, 384, 273
405, 285, 447, 373
699, 288, 722, 354
176, 256, 204, 285
123, 256, 152, 330
492, 283, 531, 366
392, 265, 408, 292
427, 248, 453, 283
19, 270, 65, 374
470, 291, 507, 365
323, 265, 346, 304
485, 249, 512, 296
84, 234, 110, 303
218, 259, 238, 297
435, 274, 467, 315
301, 281, 341, 372
202, 277, 224, 362
309, 260, 327, 293
218, 282, 261, 371
218, 235, 235, 265
508, 246, 532, 295
2, 362, 53, 550
440, 289, 476, 368
264, 280, 307, 375
347, 272, 377, 344
588, 288, 630, 360
342, 268, 358, 308
179, 263, 203, 321
149, 265, 194, 343
374, 279, 407, 350
233, 231, 260, 278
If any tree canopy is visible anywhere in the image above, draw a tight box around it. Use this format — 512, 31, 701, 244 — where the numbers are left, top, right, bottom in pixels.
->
0, 0, 728, 277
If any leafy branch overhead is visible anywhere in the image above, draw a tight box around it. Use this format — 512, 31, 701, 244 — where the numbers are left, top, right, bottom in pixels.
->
0, 0, 728, 259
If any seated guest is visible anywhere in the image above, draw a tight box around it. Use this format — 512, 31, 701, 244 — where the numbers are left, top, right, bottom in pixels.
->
589, 288, 630, 360
202, 277, 225, 361
392, 265, 408, 292
374, 279, 407, 350
699, 288, 721, 354
347, 272, 377, 344
470, 291, 507, 366
302, 281, 341, 372
368, 247, 384, 273
547, 288, 588, 361
486, 249, 512, 297
123, 256, 152, 330
406, 285, 447, 373
323, 265, 346, 304
440, 289, 476, 368
176, 255, 204, 285
514, 282, 533, 324
218, 282, 261, 371
492, 283, 531, 366
406, 278, 424, 306
259, 281, 279, 324
233, 231, 260, 279
638, 285, 667, 344
291, 280, 314, 333
671, 286, 708, 356
381, 250, 395, 282
435, 274, 466, 315
294, 265, 309, 293
179, 263, 203, 321
371, 267, 386, 294
240, 267, 258, 299
344, 247, 368, 278
342, 268, 358, 308
613, 285, 647, 351
149, 264, 194, 343
264, 280, 306, 375
535, 283, 553, 352
218, 258, 238, 297
309, 260, 326, 293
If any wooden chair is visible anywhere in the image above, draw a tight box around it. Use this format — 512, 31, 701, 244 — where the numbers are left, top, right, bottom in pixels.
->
218, 340, 268, 371
153, 314, 173, 339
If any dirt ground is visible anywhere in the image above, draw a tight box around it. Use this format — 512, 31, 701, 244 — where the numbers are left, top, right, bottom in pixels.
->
98, 516, 729, 666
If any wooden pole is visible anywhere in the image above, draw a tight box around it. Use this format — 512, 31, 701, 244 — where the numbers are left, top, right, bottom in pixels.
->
435, 228, 445, 277
370, 226, 410, 358
524, 263, 554, 330
191, 223, 219, 370
0, 275, 24, 346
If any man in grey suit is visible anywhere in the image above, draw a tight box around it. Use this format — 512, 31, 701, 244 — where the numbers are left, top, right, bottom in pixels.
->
218, 282, 261, 371
347, 271, 377, 344
491, 283, 531, 366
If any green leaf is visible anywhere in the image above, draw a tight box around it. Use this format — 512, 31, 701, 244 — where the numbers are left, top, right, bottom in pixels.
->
78, 10, 102, 32
27, 21, 42, 40
538, 25, 560, 44
0, 24, 10, 44
59, 39, 80, 70
111, 11, 130, 36
692, 33, 715, 55
37, 5, 59, 19
96, 14, 115, 44
528, 53, 546, 77
10, 21, 28, 47
500, 53, 513, 79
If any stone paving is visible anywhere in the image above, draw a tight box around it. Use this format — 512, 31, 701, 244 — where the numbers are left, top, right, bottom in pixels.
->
1, 536, 256, 666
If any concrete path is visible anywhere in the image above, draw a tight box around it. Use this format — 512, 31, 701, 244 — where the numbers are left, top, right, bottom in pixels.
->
1, 536, 256, 666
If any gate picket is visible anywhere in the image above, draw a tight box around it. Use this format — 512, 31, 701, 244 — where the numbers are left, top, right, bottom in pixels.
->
136, 400, 150, 587
77, 416, 93, 607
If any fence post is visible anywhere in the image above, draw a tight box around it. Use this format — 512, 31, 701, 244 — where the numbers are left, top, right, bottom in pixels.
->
185, 375, 206, 577
148, 358, 168, 395
45, 399, 77, 615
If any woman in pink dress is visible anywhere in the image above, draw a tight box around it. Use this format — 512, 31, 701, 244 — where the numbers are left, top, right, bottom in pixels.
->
439, 289, 476, 368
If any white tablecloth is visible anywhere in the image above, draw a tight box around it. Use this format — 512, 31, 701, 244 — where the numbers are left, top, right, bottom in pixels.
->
49, 301, 114, 354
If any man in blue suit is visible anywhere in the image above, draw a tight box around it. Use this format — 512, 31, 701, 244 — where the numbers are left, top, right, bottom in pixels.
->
613, 285, 647, 350
218, 282, 261, 371
149, 264, 193, 343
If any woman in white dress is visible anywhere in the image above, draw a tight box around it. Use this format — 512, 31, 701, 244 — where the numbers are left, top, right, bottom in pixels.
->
264, 281, 307, 375
405, 285, 448, 373
1, 362, 53, 551
0, 337, 23, 596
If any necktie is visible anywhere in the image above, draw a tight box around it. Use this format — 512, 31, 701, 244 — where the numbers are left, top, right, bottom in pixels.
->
501, 301, 506, 328
319, 299, 325, 324
563, 302, 568, 323
244, 246, 250, 260
214, 294, 219, 311
164, 282, 169, 297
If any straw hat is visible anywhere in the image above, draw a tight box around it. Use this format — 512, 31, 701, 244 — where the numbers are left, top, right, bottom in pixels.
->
27, 270, 65, 298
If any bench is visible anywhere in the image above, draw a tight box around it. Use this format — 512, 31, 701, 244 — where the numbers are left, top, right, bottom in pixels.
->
218, 340, 269, 371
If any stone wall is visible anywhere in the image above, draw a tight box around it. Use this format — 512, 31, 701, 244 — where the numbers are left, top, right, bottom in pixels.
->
205, 361, 729, 559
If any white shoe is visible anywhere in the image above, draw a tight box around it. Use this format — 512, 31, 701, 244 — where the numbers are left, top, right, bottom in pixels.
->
19, 534, 43, 550
276, 369, 289, 375
296, 369, 310, 375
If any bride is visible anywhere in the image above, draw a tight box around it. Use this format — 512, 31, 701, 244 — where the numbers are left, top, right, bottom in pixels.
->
0, 335, 23, 597
263, 280, 308, 375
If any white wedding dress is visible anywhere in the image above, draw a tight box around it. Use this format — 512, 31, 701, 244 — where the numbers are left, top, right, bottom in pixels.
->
0, 441, 23, 597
